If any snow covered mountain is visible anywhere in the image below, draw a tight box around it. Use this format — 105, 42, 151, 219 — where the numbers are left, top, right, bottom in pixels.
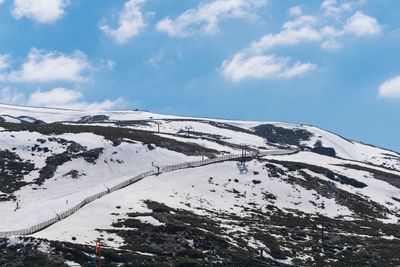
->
0, 103, 400, 266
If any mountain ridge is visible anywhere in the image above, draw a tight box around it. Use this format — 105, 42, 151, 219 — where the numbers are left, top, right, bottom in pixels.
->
0, 103, 399, 266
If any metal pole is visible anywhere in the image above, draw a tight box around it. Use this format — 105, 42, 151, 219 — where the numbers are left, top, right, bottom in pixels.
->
96, 240, 101, 267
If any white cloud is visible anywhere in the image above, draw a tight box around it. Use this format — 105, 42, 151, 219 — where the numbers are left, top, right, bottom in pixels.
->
322, 0, 350, 16
321, 39, 343, 50
378, 75, 400, 99
0, 54, 10, 71
0, 87, 125, 111
288, 6, 303, 17
8, 48, 91, 83
221, 15, 321, 82
156, 0, 267, 37
99, 59, 116, 71
28, 87, 83, 106
344, 11, 381, 36
225, 5, 383, 81
283, 62, 317, 78
0, 87, 25, 105
28, 88, 125, 110
145, 50, 164, 66
11, 0, 69, 24
321, 0, 366, 17
220, 6, 382, 83
100, 0, 146, 44
250, 16, 322, 53
221, 52, 316, 82
247, 14, 353, 54
0, 0, 5, 5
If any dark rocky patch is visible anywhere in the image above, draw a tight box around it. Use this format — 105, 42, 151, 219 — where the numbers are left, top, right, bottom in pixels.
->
63, 170, 86, 179
262, 160, 391, 219
243, 206, 400, 267
262, 191, 277, 201
147, 143, 156, 150
36, 142, 104, 185
99, 200, 400, 266
337, 163, 400, 189
392, 197, 400, 203
0, 122, 219, 158
302, 140, 337, 157
207, 121, 254, 135
78, 115, 110, 123
264, 162, 286, 178
0, 150, 34, 199
114, 120, 152, 127
268, 160, 367, 188
177, 129, 227, 140
0, 238, 67, 267
253, 124, 313, 146
162, 119, 254, 136
17, 116, 46, 125
310, 146, 336, 157
166, 130, 255, 153
295, 170, 391, 219
100, 200, 281, 266
2, 197, 400, 266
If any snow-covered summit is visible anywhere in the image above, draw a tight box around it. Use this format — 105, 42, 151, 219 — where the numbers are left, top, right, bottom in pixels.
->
1, 102, 398, 170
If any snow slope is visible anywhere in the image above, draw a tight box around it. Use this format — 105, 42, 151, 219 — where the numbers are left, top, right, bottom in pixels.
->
32, 160, 354, 247
1, 103, 400, 266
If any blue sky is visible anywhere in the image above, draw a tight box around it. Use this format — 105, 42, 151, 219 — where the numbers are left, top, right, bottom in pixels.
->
0, 0, 399, 151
